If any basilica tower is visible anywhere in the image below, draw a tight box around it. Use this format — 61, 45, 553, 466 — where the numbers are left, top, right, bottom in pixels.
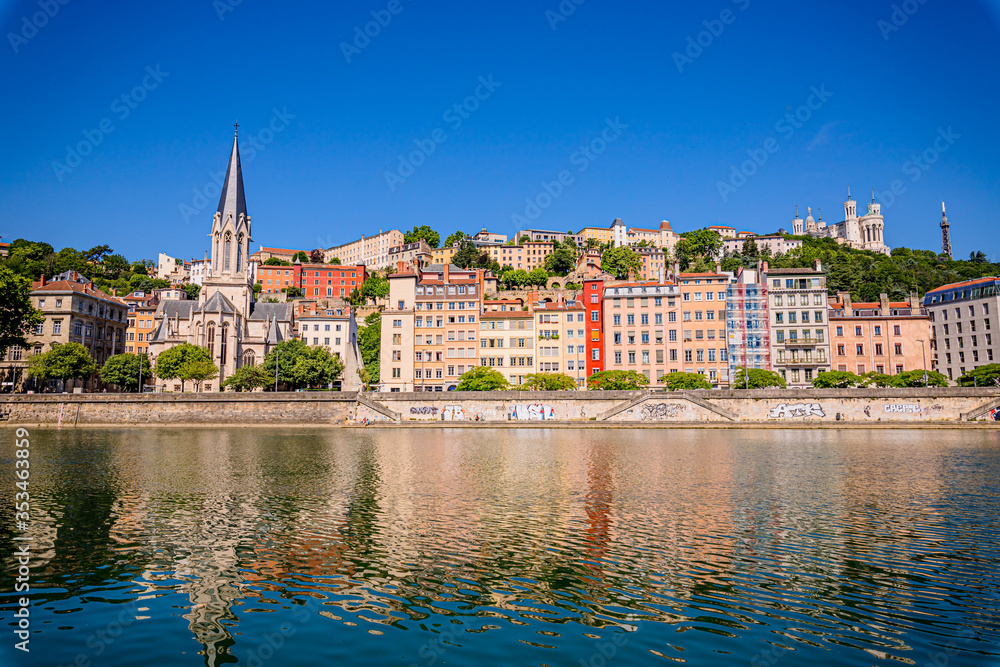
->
941, 202, 953, 259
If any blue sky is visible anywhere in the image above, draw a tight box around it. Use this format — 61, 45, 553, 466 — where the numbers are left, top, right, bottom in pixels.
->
1, 0, 998, 262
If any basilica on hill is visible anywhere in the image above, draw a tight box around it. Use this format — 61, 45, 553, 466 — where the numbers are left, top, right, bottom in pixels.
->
792, 188, 890, 255
146, 129, 296, 391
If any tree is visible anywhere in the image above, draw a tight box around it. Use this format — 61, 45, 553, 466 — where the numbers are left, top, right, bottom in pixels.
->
520, 372, 577, 391
182, 284, 201, 301
861, 372, 899, 388
357, 366, 374, 392
527, 267, 549, 287
263, 257, 293, 266
0, 266, 43, 359
221, 364, 270, 392
585, 238, 600, 250
812, 370, 864, 388
253, 282, 263, 295
444, 231, 466, 248
154, 343, 214, 392
309, 249, 324, 264
518, 235, 531, 245
182, 359, 219, 392
330, 257, 342, 265
263, 340, 344, 390
544, 242, 577, 275
456, 366, 510, 391
732, 367, 786, 389
741, 237, 759, 258
361, 275, 390, 303
103, 253, 130, 279
601, 246, 642, 279
357, 312, 381, 384
956, 364, 1000, 387
404, 225, 440, 248
84, 244, 113, 264
660, 372, 712, 391
452, 240, 481, 269
675, 229, 723, 270
587, 370, 649, 390
283, 287, 304, 299
895, 369, 949, 388
99, 353, 152, 392
25, 342, 98, 388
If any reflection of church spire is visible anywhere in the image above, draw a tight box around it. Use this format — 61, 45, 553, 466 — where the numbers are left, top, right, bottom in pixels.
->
941, 202, 953, 259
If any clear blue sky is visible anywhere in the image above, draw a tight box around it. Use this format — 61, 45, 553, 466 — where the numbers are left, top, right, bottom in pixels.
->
1, 0, 998, 262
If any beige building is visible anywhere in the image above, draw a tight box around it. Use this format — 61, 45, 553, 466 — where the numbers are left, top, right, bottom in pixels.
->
324, 229, 404, 269
485, 241, 553, 271
430, 245, 457, 266
765, 263, 832, 387
387, 240, 433, 270
296, 309, 363, 390
602, 281, 680, 386
722, 234, 803, 256
480, 305, 536, 386
534, 298, 587, 387
923, 277, 999, 381
678, 273, 733, 386
828, 292, 931, 377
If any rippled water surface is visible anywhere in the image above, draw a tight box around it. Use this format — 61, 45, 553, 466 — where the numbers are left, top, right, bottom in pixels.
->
2, 428, 999, 666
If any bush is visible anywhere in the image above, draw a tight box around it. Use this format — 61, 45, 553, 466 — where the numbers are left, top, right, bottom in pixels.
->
660, 372, 712, 391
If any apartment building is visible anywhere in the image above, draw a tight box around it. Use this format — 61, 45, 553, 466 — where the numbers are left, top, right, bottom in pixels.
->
250, 247, 303, 264
765, 263, 832, 387
523, 229, 584, 246
485, 241, 554, 271
124, 292, 160, 355
634, 247, 668, 281
726, 267, 770, 377
706, 225, 737, 239
156, 253, 189, 281
583, 279, 605, 377
430, 246, 457, 266
472, 229, 508, 245
535, 298, 588, 386
324, 229, 404, 269
257, 263, 366, 298
722, 235, 803, 256
602, 281, 681, 386
297, 309, 363, 390
923, 277, 999, 381
387, 241, 433, 270
828, 292, 931, 377
628, 221, 680, 254
578, 226, 614, 246
678, 273, 732, 386
380, 264, 485, 392
481, 306, 536, 386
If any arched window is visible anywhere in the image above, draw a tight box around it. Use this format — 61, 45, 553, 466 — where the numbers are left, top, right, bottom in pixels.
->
220, 323, 229, 364
224, 233, 232, 272
207, 322, 216, 356
242, 350, 255, 367
214, 234, 220, 272
236, 234, 244, 273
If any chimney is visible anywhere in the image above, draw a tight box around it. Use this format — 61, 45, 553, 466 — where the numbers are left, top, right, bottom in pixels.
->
879, 293, 890, 314
39, 275, 46, 287
714, 261, 722, 274
658, 266, 665, 285
443, 263, 450, 283
813, 259, 822, 272
909, 291, 921, 310
396, 260, 406, 273
672, 260, 680, 281
838, 291, 852, 316
761, 260, 769, 275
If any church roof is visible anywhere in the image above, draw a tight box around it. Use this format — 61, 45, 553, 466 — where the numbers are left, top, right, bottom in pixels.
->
157, 300, 196, 319
216, 129, 247, 222
249, 301, 293, 321
195, 290, 236, 314
264, 316, 283, 344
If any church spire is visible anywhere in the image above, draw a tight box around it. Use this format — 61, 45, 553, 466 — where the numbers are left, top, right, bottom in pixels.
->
216, 126, 247, 223
941, 201, 953, 259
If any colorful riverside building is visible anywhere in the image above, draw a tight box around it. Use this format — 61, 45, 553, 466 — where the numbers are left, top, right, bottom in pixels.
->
727, 267, 771, 379
923, 277, 1000, 381
602, 281, 680, 386
481, 301, 536, 386
124, 292, 160, 355
380, 263, 487, 392
583, 279, 605, 377
484, 241, 554, 271
535, 296, 588, 386
828, 291, 931, 378
678, 273, 732, 386
256, 262, 366, 298
764, 262, 832, 387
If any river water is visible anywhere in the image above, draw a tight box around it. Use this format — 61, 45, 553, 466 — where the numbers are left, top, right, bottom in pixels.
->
1, 428, 999, 666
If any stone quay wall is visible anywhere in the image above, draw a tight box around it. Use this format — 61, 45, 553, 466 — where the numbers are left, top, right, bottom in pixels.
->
1, 388, 997, 427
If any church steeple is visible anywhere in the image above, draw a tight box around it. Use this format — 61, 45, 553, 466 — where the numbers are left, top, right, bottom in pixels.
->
216, 125, 247, 224
941, 202, 953, 259
208, 126, 252, 286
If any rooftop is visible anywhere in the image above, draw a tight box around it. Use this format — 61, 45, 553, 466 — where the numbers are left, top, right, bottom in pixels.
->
926, 276, 1000, 293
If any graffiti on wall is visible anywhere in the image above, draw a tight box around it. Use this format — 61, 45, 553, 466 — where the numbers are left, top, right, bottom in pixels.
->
990, 407, 1000, 422
410, 406, 438, 415
511, 404, 556, 420
768, 403, 826, 419
442, 405, 465, 421
884, 404, 921, 414
640, 403, 685, 421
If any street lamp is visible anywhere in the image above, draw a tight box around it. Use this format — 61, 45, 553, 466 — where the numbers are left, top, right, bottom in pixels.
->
137, 352, 143, 394
916, 339, 928, 386
274, 348, 279, 392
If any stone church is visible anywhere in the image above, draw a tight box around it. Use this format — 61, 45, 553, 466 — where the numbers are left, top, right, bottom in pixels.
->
792, 188, 890, 255
147, 129, 295, 391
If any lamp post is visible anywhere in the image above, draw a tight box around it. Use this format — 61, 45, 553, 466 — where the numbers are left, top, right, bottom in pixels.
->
916, 339, 928, 386
138, 352, 143, 394
274, 348, 279, 393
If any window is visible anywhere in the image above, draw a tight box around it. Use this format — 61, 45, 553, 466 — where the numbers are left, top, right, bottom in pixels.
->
894, 343, 902, 355
855, 326, 862, 336
53, 320, 62, 335
856, 344, 864, 355
392, 368, 401, 378
591, 311, 599, 322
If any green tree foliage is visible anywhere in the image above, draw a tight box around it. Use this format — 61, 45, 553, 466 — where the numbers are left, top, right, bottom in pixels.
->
895, 369, 949, 387
358, 311, 381, 384
330, 257, 342, 265
956, 364, 1000, 387
675, 229, 723, 270
183, 360, 219, 391
544, 241, 577, 275
183, 284, 201, 300
404, 225, 440, 248
444, 231, 466, 247
283, 287, 304, 299
741, 237, 759, 258
293, 251, 309, 263
601, 246, 642, 279
452, 240, 481, 269
103, 254, 130, 279
456, 366, 510, 391
25, 342, 98, 385
99, 353, 152, 392
253, 282, 263, 295
527, 267, 549, 287
660, 372, 712, 390
732, 367, 787, 389
361, 275, 390, 303
518, 235, 531, 244
587, 370, 649, 390
500, 268, 531, 290
519, 372, 577, 390
263, 257, 293, 266
0, 266, 43, 358
154, 343, 214, 392
585, 238, 600, 250
263, 339, 344, 390
221, 364, 270, 392
812, 370, 864, 388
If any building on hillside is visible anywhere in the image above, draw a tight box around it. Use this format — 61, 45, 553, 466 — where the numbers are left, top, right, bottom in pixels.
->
791, 189, 889, 254
923, 277, 999, 381
706, 225, 737, 239
189, 257, 209, 286
430, 245, 457, 266
634, 247, 668, 281
1, 272, 129, 392
147, 129, 297, 392
472, 229, 508, 245
577, 225, 614, 246
575, 250, 604, 279
765, 262, 832, 387
323, 229, 404, 269
0, 237, 9, 259
534, 297, 587, 386
828, 292, 931, 378
380, 264, 487, 392
522, 229, 584, 246
297, 310, 363, 390
583, 279, 604, 378
250, 247, 303, 264
722, 235, 803, 256
726, 267, 771, 379
484, 241, 554, 271
157, 253, 189, 282
627, 221, 679, 253
481, 304, 536, 387
124, 292, 160, 357
678, 273, 733, 386
736, 231, 755, 239
256, 262, 366, 298
602, 281, 680, 386
387, 240, 432, 270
